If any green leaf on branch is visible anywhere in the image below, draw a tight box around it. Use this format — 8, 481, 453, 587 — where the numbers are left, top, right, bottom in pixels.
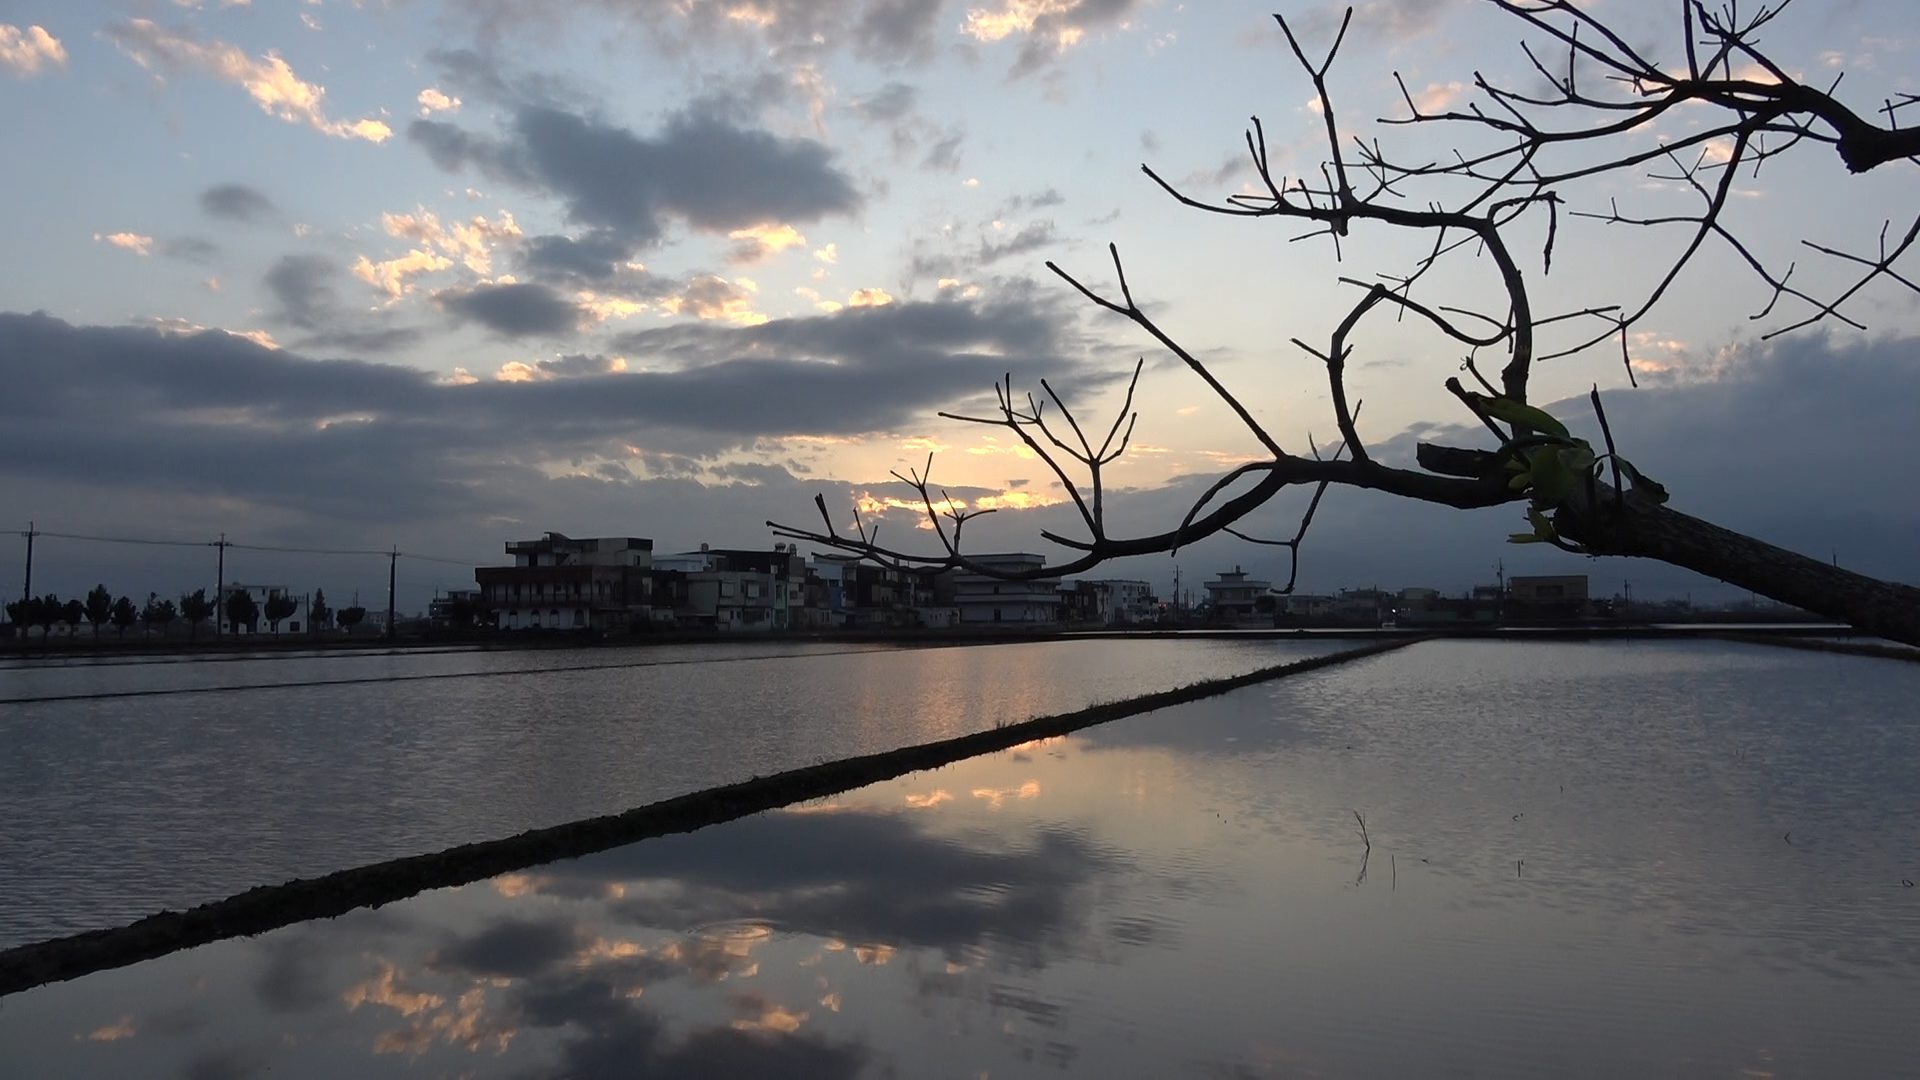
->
1470, 393, 1570, 438
1528, 448, 1576, 502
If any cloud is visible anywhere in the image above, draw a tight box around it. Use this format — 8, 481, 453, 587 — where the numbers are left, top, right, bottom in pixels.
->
460, 0, 946, 64
103, 20, 392, 142
0, 292, 1106, 539
94, 232, 156, 257
352, 249, 454, 299
437, 282, 582, 337
848, 82, 918, 125
200, 182, 278, 222
417, 87, 461, 115
406, 103, 861, 251
908, 218, 1059, 280
726, 223, 808, 264
961, 0, 1147, 77
519, 231, 641, 285
379, 208, 521, 275
0, 23, 67, 76
656, 276, 767, 326
263, 254, 422, 351
538, 353, 629, 378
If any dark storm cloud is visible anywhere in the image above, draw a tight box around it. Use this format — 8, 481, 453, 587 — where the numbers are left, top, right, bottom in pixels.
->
437, 281, 582, 337
407, 103, 862, 249
199, 183, 278, 222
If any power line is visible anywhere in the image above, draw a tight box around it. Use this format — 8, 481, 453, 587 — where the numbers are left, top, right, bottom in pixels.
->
12, 527, 476, 566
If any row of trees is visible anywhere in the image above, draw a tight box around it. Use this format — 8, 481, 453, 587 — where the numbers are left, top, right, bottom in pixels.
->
4, 585, 369, 641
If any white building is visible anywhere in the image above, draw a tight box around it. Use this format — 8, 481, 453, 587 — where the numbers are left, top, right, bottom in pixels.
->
951, 554, 1061, 626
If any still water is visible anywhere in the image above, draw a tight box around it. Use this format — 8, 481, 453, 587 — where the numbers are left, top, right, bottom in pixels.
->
0, 637, 1347, 946
1, 638, 1915, 1077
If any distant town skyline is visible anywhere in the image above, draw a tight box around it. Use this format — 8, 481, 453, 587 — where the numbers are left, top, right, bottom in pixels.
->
3, 1, 1916, 608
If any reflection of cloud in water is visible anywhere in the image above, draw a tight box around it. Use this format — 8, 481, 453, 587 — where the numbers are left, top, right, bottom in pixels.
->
971, 780, 1041, 807
511, 806, 1116, 968
431, 916, 580, 980
340, 958, 518, 1058
78, 1016, 136, 1042
511, 967, 867, 1080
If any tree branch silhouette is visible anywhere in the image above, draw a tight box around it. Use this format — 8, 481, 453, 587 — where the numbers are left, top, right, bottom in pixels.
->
769, 0, 1920, 644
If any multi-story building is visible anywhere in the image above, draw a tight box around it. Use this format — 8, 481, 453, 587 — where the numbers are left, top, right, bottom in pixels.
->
949, 554, 1061, 626
475, 533, 653, 632
1091, 579, 1154, 624
653, 543, 802, 631
1204, 566, 1273, 626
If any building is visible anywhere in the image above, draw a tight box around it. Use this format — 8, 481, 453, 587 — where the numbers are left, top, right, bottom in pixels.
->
1059, 579, 1155, 625
475, 533, 653, 632
428, 589, 485, 629
653, 543, 803, 631
1507, 574, 1591, 620
949, 554, 1061, 626
1203, 566, 1273, 626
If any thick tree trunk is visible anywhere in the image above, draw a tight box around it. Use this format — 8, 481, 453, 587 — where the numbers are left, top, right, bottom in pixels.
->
1559, 498, 1920, 647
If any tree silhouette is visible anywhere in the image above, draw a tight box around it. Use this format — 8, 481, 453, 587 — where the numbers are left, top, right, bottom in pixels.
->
4, 598, 30, 638
337, 605, 367, 633
31, 594, 58, 638
60, 598, 84, 637
180, 589, 214, 640
84, 584, 113, 640
110, 595, 138, 638
772, 2, 1920, 646
310, 589, 332, 633
264, 592, 298, 635
142, 593, 178, 637
224, 589, 260, 635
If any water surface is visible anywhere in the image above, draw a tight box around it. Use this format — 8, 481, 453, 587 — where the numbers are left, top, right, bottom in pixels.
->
3, 638, 1917, 1077
0, 636, 1342, 944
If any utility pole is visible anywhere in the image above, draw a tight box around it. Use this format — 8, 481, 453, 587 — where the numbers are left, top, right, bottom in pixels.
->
387, 547, 398, 642
21, 520, 33, 603
213, 533, 229, 639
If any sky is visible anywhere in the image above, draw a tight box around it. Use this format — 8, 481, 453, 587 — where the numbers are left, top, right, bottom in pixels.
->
1, 0, 1916, 611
